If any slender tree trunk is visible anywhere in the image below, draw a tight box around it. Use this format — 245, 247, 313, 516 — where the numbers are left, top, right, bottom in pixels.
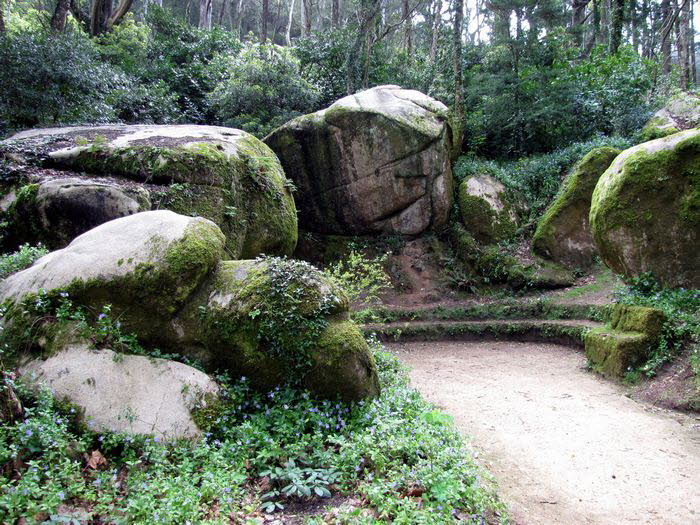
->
453, 0, 464, 156
629, 0, 639, 52
217, 0, 228, 27
572, 0, 591, 47
331, 0, 339, 27
286, 0, 295, 44
199, 0, 213, 29
302, 0, 311, 35
403, 0, 413, 54
691, 0, 697, 84
429, 0, 442, 64
0, 0, 5, 33
679, 0, 691, 86
661, 0, 672, 73
345, 0, 380, 94
51, 0, 71, 31
261, 0, 269, 41
609, 0, 624, 53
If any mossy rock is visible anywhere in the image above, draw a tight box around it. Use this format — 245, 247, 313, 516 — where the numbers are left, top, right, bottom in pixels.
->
0, 211, 226, 344
458, 175, 518, 244
640, 92, 700, 141
584, 304, 666, 377
589, 129, 700, 287
0, 125, 298, 257
174, 258, 379, 402
265, 85, 454, 236
533, 147, 620, 268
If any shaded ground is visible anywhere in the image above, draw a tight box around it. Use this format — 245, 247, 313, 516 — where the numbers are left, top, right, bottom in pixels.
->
391, 340, 700, 525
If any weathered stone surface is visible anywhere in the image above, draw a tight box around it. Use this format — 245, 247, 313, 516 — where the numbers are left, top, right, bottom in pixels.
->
1, 212, 379, 402
0, 124, 297, 257
533, 147, 620, 267
0, 210, 226, 343
585, 304, 666, 377
174, 259, 380, 402
20, 344, 219, 439
264, 85, 453, 236
458, 174, 517, 244
589, 129, 700, 287
640, 92, 700, 141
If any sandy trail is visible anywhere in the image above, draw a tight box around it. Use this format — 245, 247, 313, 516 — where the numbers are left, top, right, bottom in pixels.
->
391, 341, 700, 525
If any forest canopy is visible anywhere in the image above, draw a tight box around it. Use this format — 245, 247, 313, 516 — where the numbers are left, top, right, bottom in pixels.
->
0, 0, 695, 156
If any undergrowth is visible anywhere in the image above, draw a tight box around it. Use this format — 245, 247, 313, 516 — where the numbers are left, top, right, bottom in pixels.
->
0, 335, 505, 523
614, 273, 700, 379
0, 243, 48, 279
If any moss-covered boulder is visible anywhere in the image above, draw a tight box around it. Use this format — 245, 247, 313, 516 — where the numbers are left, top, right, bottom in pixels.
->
1, 213, 379, 402
589, 129, 700, 287
533, 147, 620, 267
0, 210, 226, 344
175, 258, 380, 402
264, 85, 453, 236
458, 175, 517, 244
640, 92, 700, 141
585, 304, 665, 377
0, 125, 297, 257
20, 343, 220, 439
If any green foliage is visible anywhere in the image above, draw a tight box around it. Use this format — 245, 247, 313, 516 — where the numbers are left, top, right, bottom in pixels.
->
454, 136, 632, 218
0, 338, 503, 522
0, 243, 47, 279
324, 250, 391, 307
207, 43, 319, 137
0, 30, 123, 134
614, 273, 700, 377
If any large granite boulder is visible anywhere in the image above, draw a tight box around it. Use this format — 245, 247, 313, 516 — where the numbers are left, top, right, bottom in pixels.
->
0, 125, 297, 256
590, 130, 700, 287
264, 85, 453, 236
0, 210, 226, 344
533, 147, 620, 267
640, 93, 700, 141
458, 174, 517, 244
1, 211, 379, 402
20, 344, 220, 439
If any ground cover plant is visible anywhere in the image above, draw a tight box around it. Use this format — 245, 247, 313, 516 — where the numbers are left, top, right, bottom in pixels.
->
0, 288, 505, 523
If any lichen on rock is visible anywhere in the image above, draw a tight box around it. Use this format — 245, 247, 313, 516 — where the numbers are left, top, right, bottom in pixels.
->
533, 147, 620, 268
589, 129, 700, 287
458, 174, 518, 244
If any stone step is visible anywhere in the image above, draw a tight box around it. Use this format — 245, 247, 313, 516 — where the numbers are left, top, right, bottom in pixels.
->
362, 318, 602, 347
355, 301, 608, 325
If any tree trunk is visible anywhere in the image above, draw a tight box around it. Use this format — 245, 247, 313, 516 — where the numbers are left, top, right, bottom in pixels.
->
609, 0, 624, 53
261, 0, 269, 41
199, 0, 213, 29
679, 0, 691, 87
302, 0, 311, 36
629, 0, 639, 52
453, 0, 464, 156
429, 0, 442, 64
332, 0, 339, 27
661, 0, 671, 73
691, 0, 697, 84
286, 0, 295, 44
51, 0, 71, 32
217, 0, 228, 27
345, 0, 380, 94
572, 0, 591, 47
403, 0, 412, 54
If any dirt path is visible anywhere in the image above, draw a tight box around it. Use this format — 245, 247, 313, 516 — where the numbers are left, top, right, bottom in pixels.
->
391, 341, 700, 525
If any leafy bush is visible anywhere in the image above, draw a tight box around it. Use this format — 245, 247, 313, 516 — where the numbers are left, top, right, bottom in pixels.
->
0, 244, 48, 279
324, 250, 391, 307
615, 273, 700, 378
208, 43, 319, 137
0, 30, 123, 134
454, 135, 633, 219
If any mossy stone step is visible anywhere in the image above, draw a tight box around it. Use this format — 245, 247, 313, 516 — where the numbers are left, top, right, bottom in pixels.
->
363, 319, 600, 347
357, 301, 607, 325
584, 304, 666, 378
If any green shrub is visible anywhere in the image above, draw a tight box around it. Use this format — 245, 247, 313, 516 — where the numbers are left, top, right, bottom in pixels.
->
208, 43, 319, 137
0, 244, 48, 279
324, 250, 391, 307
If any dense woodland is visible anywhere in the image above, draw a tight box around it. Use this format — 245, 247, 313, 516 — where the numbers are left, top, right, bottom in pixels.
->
0, 0, 696, 156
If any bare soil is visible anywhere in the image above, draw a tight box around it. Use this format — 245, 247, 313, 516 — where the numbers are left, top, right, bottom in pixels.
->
391, 340, 700, 525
